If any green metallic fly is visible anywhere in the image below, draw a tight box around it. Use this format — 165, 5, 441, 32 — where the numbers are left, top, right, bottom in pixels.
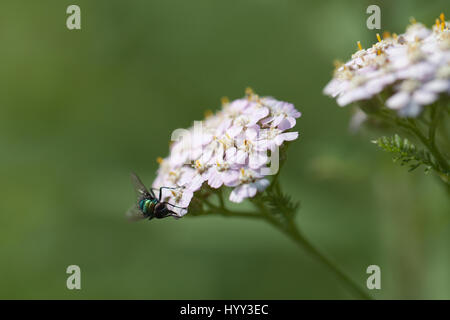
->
126, 173, 187, 221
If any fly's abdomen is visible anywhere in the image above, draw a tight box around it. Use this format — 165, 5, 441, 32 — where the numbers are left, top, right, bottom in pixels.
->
139, 199, 157, 215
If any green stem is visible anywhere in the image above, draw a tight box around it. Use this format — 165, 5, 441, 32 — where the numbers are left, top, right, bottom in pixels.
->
217, 189, 225, 208
252, 201, 372, 300
429, 106, 439, 146
286, 222, 372, 300
200, 196, 372, 299
203, 199, 261, 219
406, 118, 449, 174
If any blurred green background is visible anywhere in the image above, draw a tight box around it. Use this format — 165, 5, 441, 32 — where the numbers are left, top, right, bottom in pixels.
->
0, 0, 448, 299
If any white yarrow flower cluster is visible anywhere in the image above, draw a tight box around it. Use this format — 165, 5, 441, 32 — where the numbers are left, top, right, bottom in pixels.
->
152, 90, 301, 216
324, 14, 450, 117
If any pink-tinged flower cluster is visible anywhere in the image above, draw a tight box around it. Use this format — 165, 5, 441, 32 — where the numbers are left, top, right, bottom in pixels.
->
152, 90, 301, 216
324, 14, 450, 117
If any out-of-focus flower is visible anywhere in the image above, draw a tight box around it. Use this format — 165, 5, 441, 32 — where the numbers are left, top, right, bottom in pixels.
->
349, 109, 368, 133
323, 14, 450, 117
152, 89, 301, 215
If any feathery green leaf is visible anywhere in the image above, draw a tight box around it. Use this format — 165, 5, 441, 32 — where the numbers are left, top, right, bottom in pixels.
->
372, 134, 439, 173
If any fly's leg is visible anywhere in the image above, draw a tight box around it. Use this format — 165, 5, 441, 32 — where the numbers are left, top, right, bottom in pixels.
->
162, 202, 188, 218
166, 210, 182, 219
161, 202, 188, 210
156, 186, 183, 201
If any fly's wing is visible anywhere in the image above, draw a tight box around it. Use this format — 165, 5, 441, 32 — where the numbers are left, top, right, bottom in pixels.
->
130, 172, 154, 198
125, 204, 147, 222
